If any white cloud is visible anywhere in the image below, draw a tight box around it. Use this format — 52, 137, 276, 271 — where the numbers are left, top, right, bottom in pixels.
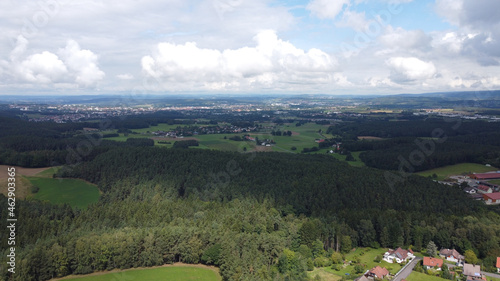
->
3, 36, 104, 87
18, 51, 68, 84
336, 10, 370, 32
307, 0, 349, 20
142, 30, 337, 91
386, 57, 436, 83
116, 74, 134, 80
379, 26, 431, 52
58, 40, 105, 86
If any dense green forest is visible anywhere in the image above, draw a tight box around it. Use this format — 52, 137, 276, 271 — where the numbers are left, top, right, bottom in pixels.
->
1, 113, 500, 281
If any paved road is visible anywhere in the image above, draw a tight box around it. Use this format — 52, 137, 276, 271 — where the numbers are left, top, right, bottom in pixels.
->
392, 257, 422, 281
482, 271, 500, 279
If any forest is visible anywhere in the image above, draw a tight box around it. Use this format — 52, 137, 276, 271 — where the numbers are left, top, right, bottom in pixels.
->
1, 112, 500, 281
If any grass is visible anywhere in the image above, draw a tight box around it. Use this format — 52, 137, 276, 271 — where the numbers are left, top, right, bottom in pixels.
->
405, 271, 445, 281
416, 163, 498, 181
102, 122, 344, 155
307, 268, 342, 281
485, 277, 500, 281
60, 266, 221, 281
29, 177, 100, 209
489, 179, 500, 185
323, 248, 402, 278
330, 151, 366, 167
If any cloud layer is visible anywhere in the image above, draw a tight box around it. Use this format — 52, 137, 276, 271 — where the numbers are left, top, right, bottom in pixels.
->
141, 30, 337, 91
0, 0, 499, 94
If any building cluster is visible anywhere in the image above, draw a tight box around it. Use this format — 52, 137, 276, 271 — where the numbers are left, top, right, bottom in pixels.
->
461, 172, 500, 204
354, 248, 500, 281
152, 125, 258, 138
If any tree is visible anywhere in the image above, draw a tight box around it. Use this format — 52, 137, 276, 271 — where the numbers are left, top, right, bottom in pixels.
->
441, 263, 452, 280
464, 249, 478, 265
331, 252, 343, 264
358, 220, 376, 247
341, 236, 352, 254
427, 241, 437, 257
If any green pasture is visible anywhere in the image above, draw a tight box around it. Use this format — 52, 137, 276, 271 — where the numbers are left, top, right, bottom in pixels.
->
29, 177, 100, 209
405, 271, 446, 281
417, 163, 498, 180
61, 266, 221, 281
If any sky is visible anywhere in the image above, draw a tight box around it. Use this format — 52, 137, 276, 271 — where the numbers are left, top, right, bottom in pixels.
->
1, 0, 499, 96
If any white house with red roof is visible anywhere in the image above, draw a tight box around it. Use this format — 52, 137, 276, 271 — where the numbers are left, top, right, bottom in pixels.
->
496, 257, 500, 273
483, 193, 500, 205
365, 266, 390, 279
383, 247, 415, 263
439, 248, 464, 264
423, 257, 444, 270
477, 185, 493, 194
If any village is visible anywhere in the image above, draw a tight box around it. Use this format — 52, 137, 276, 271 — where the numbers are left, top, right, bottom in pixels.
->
447, 171, 500, 205
353, 247, 500, 281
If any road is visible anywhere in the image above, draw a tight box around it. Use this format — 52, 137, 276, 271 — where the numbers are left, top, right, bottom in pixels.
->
392, 257, 422, 281
482, 271, 500, 279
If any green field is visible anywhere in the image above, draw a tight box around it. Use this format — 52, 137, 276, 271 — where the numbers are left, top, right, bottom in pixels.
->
406, 271, 446, 281
330, 151, 366, 167
61, 266, 221, 281
323, 248, 402, 278
417, 163, 498, 181
489, 179, 500, 185
29, 177, 100, 209
102, 122, 331, 154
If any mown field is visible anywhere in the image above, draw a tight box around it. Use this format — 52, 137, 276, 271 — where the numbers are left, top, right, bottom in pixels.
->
406, 271, 446, 281
29, 176, 100, 209
57, 265, 221, 281
416, 163, 498, 181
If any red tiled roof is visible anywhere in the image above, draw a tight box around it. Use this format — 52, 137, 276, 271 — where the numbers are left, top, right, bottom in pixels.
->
484, 193, 500, 200
440, 249, 462, 260
423, 257, 444, 268
477, 185, 492, 192
469, 173, 500, 180
369, 266, 389, 278
496, 257, 500, 268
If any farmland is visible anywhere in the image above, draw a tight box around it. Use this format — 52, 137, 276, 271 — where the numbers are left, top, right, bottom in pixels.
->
416, 163, 498, 180
56, 265, 221, 281
29, 176, 100, 209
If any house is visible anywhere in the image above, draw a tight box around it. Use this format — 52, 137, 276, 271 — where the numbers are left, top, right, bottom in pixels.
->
468, 172, 500, 180
463, 187, 476, 194
365, 266, 389, 279
496, 257, 500, 273
483, 193, 500, 205
355, 276, 370, 281
423, 257, 444, 270
477, 185, 493, 194
439, 249, 464, 264
383, 248, 415, 264
463, 264, 484, 281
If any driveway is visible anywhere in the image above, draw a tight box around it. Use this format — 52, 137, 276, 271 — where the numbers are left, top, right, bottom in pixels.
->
392, 257, 422, 281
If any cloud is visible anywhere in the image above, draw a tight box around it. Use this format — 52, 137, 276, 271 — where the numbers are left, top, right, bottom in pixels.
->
386, 57, 436, 83
116, 74, 134, 80
336, 10, 370, 32
3, 36, 104, 87
142, 30, 337, 91
307, 0, 349, 20
379, 27, 431, 52
58, 40, 105, 86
